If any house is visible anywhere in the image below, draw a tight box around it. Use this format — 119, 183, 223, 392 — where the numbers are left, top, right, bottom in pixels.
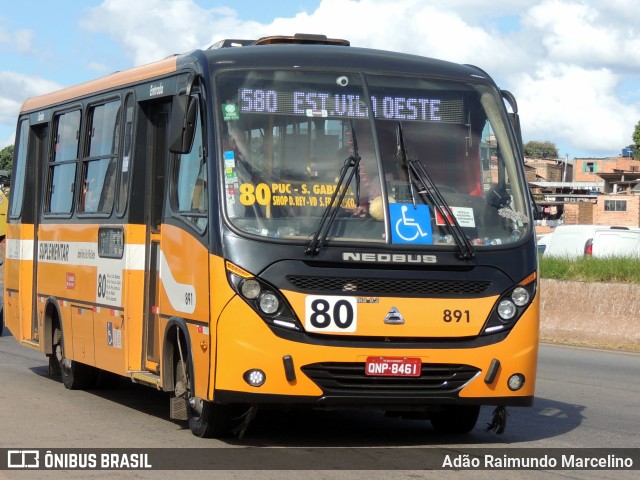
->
574, 156, 640, 184
532, 156, 640, 230
593, 195, 640, 227
525, 157, 571, 183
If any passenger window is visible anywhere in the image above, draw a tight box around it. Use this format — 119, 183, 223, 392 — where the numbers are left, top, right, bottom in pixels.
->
174, 97, 207, 230
81, 100, 121, 214
47, 110, 80, 214
117, 94, 135, 216
10, 120, 29, 218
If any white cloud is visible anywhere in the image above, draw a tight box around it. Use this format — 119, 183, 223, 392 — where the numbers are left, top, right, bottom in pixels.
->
267, 0, 520, 68
512, 64, 639, 154
80, 0, 264, 65
0, 18, 56, 138
1, 131, 15, 149
0, 24, 34, 54
0, 71, 61, 124
524, 0, 640, 68
79, 0, 529, 81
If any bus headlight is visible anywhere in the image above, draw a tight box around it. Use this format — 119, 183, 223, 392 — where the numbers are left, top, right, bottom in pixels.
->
259, 292, 279, 314
482, 272, 537, 335
241, 279, 261, 299
497, 299, 517, 320
511, 286, 530, 307
225, 261, 302, 331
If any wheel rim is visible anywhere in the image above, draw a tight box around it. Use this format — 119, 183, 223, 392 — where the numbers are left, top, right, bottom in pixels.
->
56, 342, 72, 376
190, 397, 204, 418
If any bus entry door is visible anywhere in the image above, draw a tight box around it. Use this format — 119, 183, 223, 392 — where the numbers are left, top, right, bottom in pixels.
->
142, 103, 169, 372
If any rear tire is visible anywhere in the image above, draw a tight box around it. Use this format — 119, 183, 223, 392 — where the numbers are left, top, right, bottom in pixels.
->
428, 405, 480, 434
60, 356, 97, 390
54, 326, 97, 390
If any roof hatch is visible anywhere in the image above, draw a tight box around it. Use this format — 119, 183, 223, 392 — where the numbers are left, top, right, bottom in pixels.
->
209, 33, 350, 49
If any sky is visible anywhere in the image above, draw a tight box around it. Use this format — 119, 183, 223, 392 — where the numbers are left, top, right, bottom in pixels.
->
2, 0, 640, 159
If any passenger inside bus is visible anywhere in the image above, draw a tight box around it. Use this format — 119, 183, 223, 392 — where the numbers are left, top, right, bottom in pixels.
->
413, 123, 483, 197
82, 176, 98, 212
353, 126, 403, 218
81, 159, 117, 214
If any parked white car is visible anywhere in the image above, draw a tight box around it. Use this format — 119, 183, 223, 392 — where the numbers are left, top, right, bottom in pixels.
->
536, 233, 553, 256
541, 224, 640, 259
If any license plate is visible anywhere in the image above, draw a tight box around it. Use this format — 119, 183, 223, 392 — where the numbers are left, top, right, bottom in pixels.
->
365, 356, 422, 377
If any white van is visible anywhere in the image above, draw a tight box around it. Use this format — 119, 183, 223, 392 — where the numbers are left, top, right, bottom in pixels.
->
542, 224, 640, 259
592, 227, 640, 258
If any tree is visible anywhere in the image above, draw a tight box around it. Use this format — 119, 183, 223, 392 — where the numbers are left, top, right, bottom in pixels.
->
632, 121, 640, 160
523, 141, 559, 159
0, 145, 13, 172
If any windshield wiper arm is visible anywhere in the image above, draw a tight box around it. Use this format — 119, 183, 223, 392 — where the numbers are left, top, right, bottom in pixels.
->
396, 123, 475, 261
306, 121, 361, 256
396, 122, 417, 208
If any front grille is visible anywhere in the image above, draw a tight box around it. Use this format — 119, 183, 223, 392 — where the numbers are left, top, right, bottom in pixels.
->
301, 362, 480, 396
287, 276, 491, 297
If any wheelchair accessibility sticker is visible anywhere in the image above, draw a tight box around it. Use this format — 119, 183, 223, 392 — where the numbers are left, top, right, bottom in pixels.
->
390, 203, 433, 245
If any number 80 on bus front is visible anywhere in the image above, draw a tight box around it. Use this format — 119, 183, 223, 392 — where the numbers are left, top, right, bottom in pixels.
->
304, 295, 358, 333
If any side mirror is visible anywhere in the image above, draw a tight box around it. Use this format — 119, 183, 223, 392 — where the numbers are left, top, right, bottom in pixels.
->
501, 90, 524, 157
169, 95, 197, 154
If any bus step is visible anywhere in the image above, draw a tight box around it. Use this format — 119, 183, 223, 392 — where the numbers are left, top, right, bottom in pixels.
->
170, 395, 188, 421
128, 371, 162, 389
20, 339, 40, 349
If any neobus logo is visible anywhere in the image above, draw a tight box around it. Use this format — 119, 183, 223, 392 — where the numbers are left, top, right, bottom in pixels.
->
342, 252, 437, 264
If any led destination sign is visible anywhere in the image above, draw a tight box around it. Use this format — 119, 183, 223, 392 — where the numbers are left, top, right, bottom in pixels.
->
238, 88, 464, 123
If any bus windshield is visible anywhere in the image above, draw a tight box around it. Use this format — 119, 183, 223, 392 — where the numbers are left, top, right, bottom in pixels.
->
217, 70, 530, 248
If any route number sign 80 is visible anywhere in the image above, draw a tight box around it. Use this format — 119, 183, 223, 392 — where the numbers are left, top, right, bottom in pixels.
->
304, 296, 358, 333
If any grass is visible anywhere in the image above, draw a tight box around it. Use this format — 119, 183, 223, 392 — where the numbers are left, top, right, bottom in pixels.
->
539, 256, 640, 283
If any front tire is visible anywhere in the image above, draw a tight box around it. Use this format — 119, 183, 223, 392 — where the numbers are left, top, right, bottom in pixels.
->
428, 405, 480, 434
188, 397, 238, 438
175, 357, 237, 438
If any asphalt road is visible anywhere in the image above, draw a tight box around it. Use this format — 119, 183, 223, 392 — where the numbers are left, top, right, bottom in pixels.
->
0, 328, 638, 479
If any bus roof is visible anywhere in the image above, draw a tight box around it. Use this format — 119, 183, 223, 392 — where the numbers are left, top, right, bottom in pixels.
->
202, 43, 491, 83
20, 56, 178, 113
20, 39, 494, 114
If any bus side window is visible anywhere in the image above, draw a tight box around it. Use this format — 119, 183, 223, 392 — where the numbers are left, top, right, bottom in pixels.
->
47, 110, 80, 214
9, 119, 29, 219
81, 100, 121, 214
117, 94, 135, 216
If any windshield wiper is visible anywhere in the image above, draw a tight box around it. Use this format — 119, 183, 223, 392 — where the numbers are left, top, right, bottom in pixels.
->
306, 121, 361, 256
396, 123, 474, 261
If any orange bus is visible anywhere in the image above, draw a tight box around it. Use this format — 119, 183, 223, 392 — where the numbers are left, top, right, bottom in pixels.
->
5, 34, 538, 437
